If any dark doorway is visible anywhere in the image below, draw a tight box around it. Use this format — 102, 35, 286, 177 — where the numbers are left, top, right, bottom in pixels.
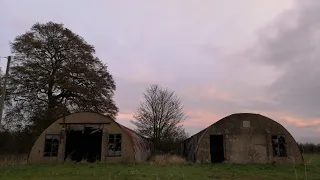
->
210, 135, 225, 163
65, 126, 102, 163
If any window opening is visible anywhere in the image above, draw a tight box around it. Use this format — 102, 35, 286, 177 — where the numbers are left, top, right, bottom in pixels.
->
272, 135, 287, 157
44, 134, 60, 157
107, 134, 122, 156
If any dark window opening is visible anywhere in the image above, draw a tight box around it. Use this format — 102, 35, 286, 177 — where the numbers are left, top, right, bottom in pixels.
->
272, 135, 287, 157
44, 134, 60, 157
107, 134, 122, 156
210, 135, 225, 163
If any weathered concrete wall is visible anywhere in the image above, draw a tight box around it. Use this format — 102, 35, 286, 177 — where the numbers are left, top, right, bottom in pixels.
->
226, 133, 269, 163
28, 112, 152, 163
182, 113, 303, 164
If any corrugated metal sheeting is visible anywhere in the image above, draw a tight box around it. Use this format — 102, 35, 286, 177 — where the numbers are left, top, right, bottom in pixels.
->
121, 125, 152, 162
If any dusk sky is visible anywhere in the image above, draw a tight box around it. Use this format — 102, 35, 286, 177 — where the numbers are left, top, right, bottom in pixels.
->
0, 0, 320, 143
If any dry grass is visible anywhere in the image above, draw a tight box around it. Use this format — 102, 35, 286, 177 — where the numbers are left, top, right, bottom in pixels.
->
149, 154, 186, 165
0, 154, 187, 166
0, 154, 28, 166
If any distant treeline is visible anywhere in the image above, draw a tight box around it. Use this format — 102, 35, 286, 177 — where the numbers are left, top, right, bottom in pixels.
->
298, 143, 320, 154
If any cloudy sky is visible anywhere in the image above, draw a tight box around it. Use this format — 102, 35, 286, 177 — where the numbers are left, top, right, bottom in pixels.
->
0, 0, 319, 143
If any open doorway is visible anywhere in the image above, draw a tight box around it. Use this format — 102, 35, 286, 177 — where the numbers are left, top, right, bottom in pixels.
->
64, 125, 102, 162
210, 135, 225, 163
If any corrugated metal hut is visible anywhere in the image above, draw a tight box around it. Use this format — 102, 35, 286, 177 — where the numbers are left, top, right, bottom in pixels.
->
28, 112, 152, 163
181, 113, 303, 164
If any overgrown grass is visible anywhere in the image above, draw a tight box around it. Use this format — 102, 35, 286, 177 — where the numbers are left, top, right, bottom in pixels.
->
149, 154, 187, 165
0, 154, 319, 179
303, 153, 320, 166
0, 154, 28, 166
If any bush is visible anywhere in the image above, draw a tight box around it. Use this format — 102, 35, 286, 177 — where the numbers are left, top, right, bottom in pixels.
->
152, 140, 183, 155
149, 154, 186, 165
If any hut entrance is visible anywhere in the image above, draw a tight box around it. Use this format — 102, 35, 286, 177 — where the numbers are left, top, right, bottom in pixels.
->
210, 135, 225, 163
64, 124, 102, 162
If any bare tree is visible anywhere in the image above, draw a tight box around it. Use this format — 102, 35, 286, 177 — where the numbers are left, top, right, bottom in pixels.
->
131, 84, 188, 143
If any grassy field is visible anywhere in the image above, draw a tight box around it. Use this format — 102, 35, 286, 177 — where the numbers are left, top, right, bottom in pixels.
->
0, 154, 319, 180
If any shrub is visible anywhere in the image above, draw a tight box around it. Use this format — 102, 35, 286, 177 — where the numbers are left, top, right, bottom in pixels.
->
149, 154, 186, 165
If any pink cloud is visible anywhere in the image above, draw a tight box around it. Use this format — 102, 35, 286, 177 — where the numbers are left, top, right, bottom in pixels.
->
183, 110, 222, 127
116, 112, 134, 121
180, 84, 234, 102
247, 110, 320, 128
200, 87, 233, 101
279, 115, 320, 127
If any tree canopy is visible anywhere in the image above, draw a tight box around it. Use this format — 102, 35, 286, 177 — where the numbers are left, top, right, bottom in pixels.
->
4, 21, 118, 133
131, 84, 188, 143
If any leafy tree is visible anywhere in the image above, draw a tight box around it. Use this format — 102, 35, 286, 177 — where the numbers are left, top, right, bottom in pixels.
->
131, 84, 188, 144
5, 21, 118, 133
